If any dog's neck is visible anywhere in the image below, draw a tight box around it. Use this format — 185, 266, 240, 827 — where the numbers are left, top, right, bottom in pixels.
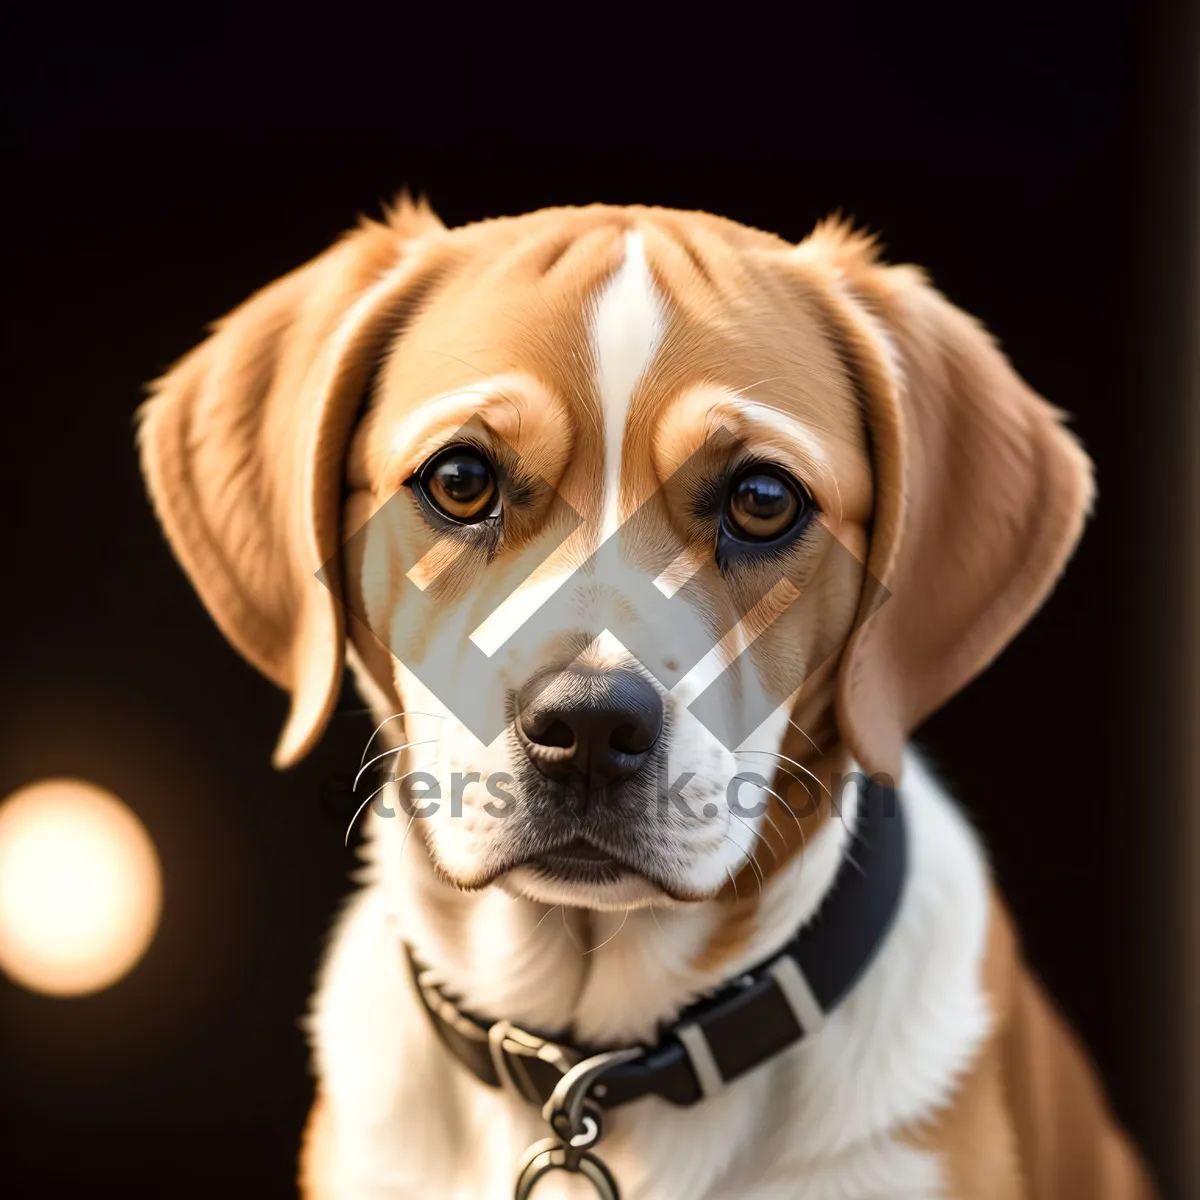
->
367, 743, 856, 1049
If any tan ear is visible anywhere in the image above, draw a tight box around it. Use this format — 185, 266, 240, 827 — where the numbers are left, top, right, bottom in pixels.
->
801, 227, 1095, 778
137, 196, 445, 767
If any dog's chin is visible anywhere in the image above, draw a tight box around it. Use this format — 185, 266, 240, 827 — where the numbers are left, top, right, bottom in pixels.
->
500, 864, 672, 911
424, 835, 726, 910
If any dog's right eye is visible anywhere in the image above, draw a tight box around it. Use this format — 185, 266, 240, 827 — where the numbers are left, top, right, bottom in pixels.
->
416, 447, 499, 523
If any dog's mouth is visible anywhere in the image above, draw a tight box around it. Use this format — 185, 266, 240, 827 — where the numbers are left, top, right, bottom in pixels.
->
433, 818, 714, 905
521, 837, 632, 885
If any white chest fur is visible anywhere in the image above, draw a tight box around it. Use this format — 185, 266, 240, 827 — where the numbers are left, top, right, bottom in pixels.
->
306, 751, 992, 1198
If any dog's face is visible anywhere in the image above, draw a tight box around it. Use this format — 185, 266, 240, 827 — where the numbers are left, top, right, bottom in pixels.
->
139, 201, 1093, 912
341, 215, 872, 907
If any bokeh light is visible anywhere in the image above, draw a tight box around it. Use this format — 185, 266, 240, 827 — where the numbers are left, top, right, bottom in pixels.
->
0, 779, 162, 996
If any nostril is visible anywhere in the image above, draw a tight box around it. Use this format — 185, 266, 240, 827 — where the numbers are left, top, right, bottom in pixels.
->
524, 716, 575, 749
609, 721, 657, 756
515, 667, 664, 787
606, 672, 663, 756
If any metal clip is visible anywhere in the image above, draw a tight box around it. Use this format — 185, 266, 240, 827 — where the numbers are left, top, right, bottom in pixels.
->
512, 1046, 641, 1200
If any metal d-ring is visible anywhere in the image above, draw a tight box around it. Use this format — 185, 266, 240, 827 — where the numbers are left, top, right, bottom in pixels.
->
512, 1045, 643, 1200
513, 1137, 622, 1200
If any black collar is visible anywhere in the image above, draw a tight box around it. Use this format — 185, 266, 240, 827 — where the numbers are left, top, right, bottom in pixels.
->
406, 779, 906, 1114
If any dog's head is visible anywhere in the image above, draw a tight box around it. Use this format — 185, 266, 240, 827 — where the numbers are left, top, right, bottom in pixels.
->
139, 200, 1091, 911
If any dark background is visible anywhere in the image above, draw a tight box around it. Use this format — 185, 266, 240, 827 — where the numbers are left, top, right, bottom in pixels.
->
2, 4, 1195, 1196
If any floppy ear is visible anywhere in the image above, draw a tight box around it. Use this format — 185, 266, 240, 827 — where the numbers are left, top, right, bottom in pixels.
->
137, 196, 445, 767
800, 226, 1094, 778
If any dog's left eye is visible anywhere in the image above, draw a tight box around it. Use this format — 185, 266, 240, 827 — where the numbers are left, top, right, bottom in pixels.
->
416, 447, 499, 523
724, 468, 808, 541
714, 465, 815, 570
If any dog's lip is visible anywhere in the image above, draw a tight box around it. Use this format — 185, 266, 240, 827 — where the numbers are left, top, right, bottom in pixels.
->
533, 837, 620, 864
518, 836, 634, 879
455, 840, 712, 903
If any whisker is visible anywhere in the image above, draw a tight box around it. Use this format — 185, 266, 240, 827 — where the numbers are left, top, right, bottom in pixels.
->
393, 761, 452, 870
723, 809, 767, 880
354, 738, 441, 791
344, 760, 441, 847
719, 857, 741, 903
736, 755, 815, 813
584, 907, 631, 956
496, 392, 524, 441
779, 783, 809, 859
425, 352, 491, 380
559, 903, 581, 950
344, 783, 391, 848
734, 376, 789, 396
722, 832, 763, 899
732, 773, 811, 883
532, 903, 562, 934
759, 807, 790, 859
724, 753, 811, 840
737, 748, 831, 799
773, 776, 810, 884
729, 809, 777, 865
359, 713, 446, 771
395, 807, 428, 871
513, 903, 567, 955
786, 717, 825, 757
729, 773, 793, 815
831, 784, 870, 853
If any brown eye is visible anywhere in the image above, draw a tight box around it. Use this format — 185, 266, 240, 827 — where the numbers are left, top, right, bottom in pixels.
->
420, 448, 498, 522
726, 469, 804, 541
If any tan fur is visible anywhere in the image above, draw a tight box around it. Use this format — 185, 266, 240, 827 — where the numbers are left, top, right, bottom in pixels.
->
905, 896, 1152, 1197
298, 1091, 335, 1199
1000, 935, 1152, 1194
795, 228, 1095, 779
138, 198, 1149, 1197
695, 732, 847, 974
137, 214, 446, 767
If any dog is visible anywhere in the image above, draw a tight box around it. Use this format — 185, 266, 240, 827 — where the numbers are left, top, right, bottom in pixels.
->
138, 198, 1153, 1197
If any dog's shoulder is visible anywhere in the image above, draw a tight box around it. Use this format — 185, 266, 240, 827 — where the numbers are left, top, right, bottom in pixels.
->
995, 914, 1155, 1197
898, 757, 1154, 1198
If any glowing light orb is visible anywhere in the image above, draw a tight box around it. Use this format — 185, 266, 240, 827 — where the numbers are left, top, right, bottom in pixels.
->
0, 779, 162, 996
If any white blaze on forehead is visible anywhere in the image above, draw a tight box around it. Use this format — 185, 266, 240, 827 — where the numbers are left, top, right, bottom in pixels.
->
589, 230, 665, 539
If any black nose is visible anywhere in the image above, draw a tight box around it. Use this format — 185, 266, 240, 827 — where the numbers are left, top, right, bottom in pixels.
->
515, 668, 664, 789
